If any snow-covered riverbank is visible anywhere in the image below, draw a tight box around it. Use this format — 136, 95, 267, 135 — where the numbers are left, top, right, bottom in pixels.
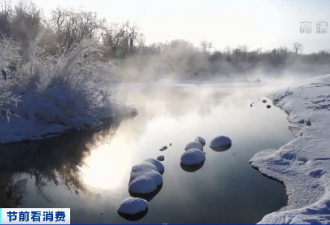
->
250, 74, 330, 224
0, 100, 136, 144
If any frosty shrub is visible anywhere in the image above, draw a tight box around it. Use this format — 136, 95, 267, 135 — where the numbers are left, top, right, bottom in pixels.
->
0, 38, 21, 123
0, 35, 114, 135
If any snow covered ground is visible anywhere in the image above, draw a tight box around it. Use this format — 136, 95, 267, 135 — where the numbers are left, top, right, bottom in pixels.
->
250, 74, 330, 224
0, 100, 136, 144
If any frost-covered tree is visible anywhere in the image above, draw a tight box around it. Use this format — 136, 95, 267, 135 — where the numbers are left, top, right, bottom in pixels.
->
50, 7, 106, 54
292, 42, 303, 54
101, 21, 145, 59
199, 40, 213, 53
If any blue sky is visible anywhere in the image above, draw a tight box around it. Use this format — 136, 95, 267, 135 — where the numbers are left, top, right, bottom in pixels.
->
29, 0, 330, 53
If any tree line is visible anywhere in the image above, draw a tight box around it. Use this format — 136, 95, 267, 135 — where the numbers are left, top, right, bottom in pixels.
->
0, 0, 144, 60
1, 0, 330, 78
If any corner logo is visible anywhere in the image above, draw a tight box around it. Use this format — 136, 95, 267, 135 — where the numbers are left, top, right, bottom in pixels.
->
300, 21, 312, 33
316, 21, 328, 33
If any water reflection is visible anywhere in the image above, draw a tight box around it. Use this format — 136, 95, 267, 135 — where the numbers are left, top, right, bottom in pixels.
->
210, 144, 232, 152
0, 116, 125, 206
118, 209, 149, 221
180, 160, 206, 172
129, 184, 163, 202
0, 175, 26, 207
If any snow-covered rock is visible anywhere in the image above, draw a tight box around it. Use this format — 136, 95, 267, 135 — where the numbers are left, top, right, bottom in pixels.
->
117, 197, 148, 215
129, 162, 159, 184
157, 155, 164, 161
184, 141, 203, 151
129, 170, 163, 194
181, 149, 206, 165
210, 136, 232, 148
195, 136, 206, 146
180, 160, 205, 172
143, 158, 164, 173
250, 74, 330, 224
128, 159, 164, 194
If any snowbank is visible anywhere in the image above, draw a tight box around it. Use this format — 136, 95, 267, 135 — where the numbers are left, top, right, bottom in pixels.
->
118, 197, 148, 215
0, 103, 136, 144
195, 136, 206, 146
250, 74, 330, 224
184, 141, 203, 151
181, 149, 206, 165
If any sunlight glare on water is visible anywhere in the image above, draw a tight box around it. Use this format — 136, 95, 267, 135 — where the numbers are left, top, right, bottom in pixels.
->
81, 137, 133, 190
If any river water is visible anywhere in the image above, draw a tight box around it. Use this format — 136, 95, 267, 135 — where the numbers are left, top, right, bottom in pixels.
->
0, 83, 295, 223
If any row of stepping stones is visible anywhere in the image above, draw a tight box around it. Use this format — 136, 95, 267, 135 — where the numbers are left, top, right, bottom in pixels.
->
117, 135, 232, 221
250, 99, 272, 109
117, 158, 164, 221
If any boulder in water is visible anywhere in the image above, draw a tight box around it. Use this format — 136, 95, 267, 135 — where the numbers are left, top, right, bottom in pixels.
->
118, 197, 148, 215
157, 155, 164, 161
184, 141, 203, 151
195, 136, 206, 146
143, 158, 164, 173
181, 149, 206, 165
128, 159, 164, 194
210, 136, 232, 151
118, 197, 148, 221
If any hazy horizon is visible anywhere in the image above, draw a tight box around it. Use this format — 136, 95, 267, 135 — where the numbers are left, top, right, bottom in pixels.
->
19, 0, 330, 54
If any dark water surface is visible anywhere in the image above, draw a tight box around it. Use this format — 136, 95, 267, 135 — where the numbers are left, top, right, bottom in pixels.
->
0, 84, 295, 224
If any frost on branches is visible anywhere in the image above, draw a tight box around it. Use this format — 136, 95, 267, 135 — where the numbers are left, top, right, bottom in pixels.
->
0, 37, 122, 144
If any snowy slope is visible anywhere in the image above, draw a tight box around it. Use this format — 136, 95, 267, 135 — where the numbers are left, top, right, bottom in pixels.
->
250, 74, 330, 224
